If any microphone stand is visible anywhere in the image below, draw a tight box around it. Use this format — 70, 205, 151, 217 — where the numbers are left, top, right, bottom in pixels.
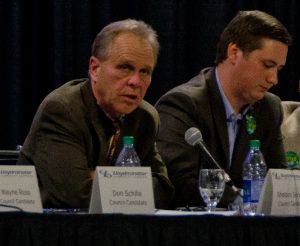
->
197, 143, 243, 198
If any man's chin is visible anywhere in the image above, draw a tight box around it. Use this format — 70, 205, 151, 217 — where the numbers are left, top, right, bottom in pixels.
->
119, 106, 139, 115
251, 91, 266, 101
257, 93, 266, 101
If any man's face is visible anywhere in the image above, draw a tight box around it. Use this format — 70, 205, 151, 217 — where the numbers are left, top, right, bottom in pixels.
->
89, 32, 155, 118
231, 38, 288, 105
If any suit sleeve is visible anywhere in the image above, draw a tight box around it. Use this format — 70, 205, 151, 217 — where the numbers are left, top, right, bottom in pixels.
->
18, 98, 92, 208
261, 96, 287, 169
129, 103, 175, 209
155, 92, 205, 208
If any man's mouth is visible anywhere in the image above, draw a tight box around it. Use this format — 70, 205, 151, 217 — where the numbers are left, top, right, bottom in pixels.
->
126, 94, 137, 99
259, 85, 269, 92
122, 94, 138, 101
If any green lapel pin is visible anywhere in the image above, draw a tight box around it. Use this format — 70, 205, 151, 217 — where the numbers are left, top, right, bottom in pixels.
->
285, 151, 299, 169
246, 115, 256, 135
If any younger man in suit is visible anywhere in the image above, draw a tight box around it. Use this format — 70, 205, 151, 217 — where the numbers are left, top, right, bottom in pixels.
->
156, 10, 292, 208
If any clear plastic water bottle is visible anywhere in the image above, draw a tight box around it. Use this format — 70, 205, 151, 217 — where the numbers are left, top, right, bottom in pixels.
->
115, 136, 141, 167
242, 139, 267, 215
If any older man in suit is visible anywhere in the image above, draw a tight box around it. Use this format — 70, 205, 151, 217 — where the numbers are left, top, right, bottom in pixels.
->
18, 19, 174, 209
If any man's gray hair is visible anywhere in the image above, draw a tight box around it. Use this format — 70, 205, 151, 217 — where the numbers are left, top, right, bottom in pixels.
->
92, 19, 160, 65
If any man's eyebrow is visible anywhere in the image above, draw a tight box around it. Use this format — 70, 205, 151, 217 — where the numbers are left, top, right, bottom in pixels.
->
263, 59, 286, 68
143, 65, 153, 71
120, 60, 153, 71
263, 59, 277, 65
118, 59, 133, 64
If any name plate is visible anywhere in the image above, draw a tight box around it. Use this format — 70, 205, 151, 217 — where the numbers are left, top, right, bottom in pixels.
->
257, 168, 300, 215
0, 165, 42, 213
89, 166, 155, 214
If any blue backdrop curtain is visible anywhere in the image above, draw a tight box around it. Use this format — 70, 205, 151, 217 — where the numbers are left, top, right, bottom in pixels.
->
0, 0, 299, 149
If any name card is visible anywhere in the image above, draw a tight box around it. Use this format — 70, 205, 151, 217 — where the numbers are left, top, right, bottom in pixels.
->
257, 168, 300, 215
89, 166, 155, 214
0, 165, 43, 213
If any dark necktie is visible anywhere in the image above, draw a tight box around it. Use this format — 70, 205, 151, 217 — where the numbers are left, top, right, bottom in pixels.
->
106, 119, 121, 165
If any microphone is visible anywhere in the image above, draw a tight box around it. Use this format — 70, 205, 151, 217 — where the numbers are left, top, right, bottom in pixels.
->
185, 127, 241, 196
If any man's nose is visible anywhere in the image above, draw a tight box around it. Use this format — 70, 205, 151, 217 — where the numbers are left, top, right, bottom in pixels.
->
267, 69, 278, 86
128, 72, 142, 87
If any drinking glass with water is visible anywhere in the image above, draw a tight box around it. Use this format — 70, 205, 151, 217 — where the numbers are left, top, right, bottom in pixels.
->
199, 169, 225, 212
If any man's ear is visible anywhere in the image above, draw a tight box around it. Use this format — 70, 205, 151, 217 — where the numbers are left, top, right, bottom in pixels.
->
89, 56, 101, 79
227, 42, 240, 64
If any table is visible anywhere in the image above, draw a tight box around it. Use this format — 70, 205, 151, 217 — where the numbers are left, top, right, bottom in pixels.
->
0, 212, 300, 246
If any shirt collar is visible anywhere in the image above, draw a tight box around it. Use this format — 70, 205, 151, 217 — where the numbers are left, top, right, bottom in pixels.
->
214, 68, 250, 121
98, 103, 124, 126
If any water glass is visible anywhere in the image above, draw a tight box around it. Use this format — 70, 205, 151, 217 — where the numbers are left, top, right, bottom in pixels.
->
199, 169, 225, 212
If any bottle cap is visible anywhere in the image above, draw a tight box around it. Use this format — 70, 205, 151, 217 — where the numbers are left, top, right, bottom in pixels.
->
123, 136, 134, 145
249, 139, 260, 148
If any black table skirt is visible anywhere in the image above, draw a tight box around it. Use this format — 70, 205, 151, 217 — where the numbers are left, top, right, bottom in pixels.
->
0, 212, 299, 246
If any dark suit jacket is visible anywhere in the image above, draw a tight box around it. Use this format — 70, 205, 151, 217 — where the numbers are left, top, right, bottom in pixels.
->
155, 67, 286, 208
18, 79, 174, 209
